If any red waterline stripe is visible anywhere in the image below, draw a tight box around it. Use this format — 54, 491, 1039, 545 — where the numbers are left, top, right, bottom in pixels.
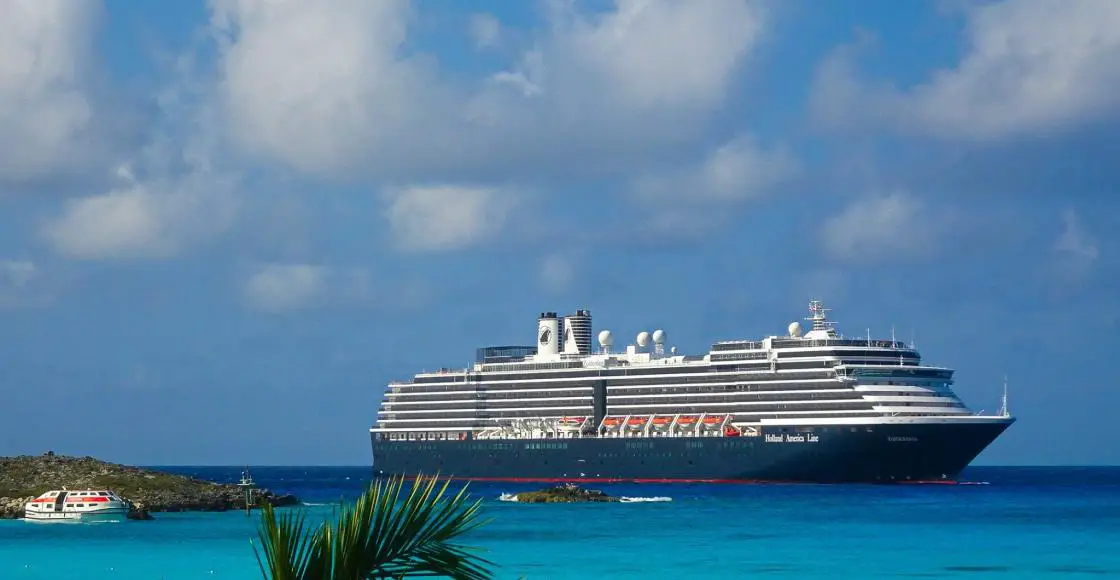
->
398, 476, 962, 485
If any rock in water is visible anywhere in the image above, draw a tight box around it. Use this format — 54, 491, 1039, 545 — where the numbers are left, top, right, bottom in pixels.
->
512, 482, 621, 503
0, 453, 300, 519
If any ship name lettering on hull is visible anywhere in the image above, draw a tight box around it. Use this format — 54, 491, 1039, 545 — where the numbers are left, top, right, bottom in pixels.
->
765, 433, 820, 443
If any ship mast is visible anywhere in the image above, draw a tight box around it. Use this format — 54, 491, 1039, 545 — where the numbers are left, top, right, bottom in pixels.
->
999, 376, 1010, 418
805, 300, 837, 335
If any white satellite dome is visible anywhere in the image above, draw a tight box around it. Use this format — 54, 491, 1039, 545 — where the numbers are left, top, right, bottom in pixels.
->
636, 331, 651, 348
652, 329, 666, 344
788, 321, 803, 338
598, 329, 613, 347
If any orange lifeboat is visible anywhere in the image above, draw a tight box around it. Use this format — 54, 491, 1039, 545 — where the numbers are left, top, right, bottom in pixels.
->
651, 416, 672, 426
702, 415, 725, 425
677, 416, 698, 425
626, 416, 648, 428
558, 417, 585, 431
602, 417, 622, 428
724, 425, 741, 437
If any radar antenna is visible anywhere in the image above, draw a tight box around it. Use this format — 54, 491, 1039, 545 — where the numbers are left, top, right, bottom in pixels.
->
805, 300, 837, 334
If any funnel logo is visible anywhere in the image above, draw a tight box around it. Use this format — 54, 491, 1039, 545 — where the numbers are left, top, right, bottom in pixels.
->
539, 328, 551, 345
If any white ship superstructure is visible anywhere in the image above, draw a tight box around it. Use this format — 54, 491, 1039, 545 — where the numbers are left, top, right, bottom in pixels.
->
372, 301, 1000, 442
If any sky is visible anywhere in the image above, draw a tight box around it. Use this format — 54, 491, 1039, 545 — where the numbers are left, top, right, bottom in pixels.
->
1, 0, 1117, 466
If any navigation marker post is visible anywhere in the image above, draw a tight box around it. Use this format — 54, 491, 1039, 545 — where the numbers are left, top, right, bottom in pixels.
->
237, 467, 255, 516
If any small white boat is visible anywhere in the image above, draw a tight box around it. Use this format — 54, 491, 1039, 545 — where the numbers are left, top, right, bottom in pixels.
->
24, 489, 130, 522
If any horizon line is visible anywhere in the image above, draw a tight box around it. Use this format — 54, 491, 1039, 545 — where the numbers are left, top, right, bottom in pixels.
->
138, 463, 1120, 469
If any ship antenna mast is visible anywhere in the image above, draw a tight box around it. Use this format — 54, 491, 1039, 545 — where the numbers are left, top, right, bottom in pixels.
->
805, 300, 837, 335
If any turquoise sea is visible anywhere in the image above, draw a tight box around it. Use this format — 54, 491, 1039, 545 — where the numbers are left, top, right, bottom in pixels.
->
1, 466, 1117, 579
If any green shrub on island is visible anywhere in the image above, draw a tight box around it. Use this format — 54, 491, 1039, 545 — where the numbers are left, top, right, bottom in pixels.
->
511, 483, 619, 504
0, 454, 298, 519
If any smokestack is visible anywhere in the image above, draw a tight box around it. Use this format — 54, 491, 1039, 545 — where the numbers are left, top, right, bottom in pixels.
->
537, 312, 559, 356
562, 309, 592, 355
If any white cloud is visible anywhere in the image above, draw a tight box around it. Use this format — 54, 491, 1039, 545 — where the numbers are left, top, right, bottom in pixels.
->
812, 0, 1120, 140
243, 263, 373, 312
537, 0, 765, 111
210, 0, 434, 176
626, 133, 799, 238
244, 263, 327, 312
821, 192, 949, 263
384, 185, 516, 253
0, 260, 36, 288
1050, 209, 1099, 281
469, 13, 501, 49
0, 0, 100, 183
207, 0, 768, 180
0, 259, 51, 308
41, 164, 236, 260
39, 28, 238, 261
634, 134, 799, 203
539, 253, 578, 293
488, 50, 546, 98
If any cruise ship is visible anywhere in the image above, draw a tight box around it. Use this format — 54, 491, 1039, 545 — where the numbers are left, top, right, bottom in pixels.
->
370, 301, 1014, 483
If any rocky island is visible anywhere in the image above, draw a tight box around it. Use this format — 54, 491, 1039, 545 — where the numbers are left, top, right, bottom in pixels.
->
0, 453, 299, 520
508, 482, 620, 503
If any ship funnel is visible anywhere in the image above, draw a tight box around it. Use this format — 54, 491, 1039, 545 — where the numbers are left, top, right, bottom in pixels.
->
562, 309, 592, 355
538, 312, 559, 356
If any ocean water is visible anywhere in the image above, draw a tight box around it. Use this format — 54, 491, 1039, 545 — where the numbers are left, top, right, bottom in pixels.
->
1, 466, 1117, 579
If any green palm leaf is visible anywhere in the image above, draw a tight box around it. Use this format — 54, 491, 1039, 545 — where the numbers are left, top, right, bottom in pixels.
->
252, 473, 493, 580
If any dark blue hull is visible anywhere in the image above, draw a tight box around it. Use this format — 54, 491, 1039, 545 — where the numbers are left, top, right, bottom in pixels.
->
371, 420, 1012, 483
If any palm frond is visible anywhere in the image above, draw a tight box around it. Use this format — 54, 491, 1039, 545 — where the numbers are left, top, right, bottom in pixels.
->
253, 502, 320, 580
254, 473, 493, 580
341, 474, 493, 579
